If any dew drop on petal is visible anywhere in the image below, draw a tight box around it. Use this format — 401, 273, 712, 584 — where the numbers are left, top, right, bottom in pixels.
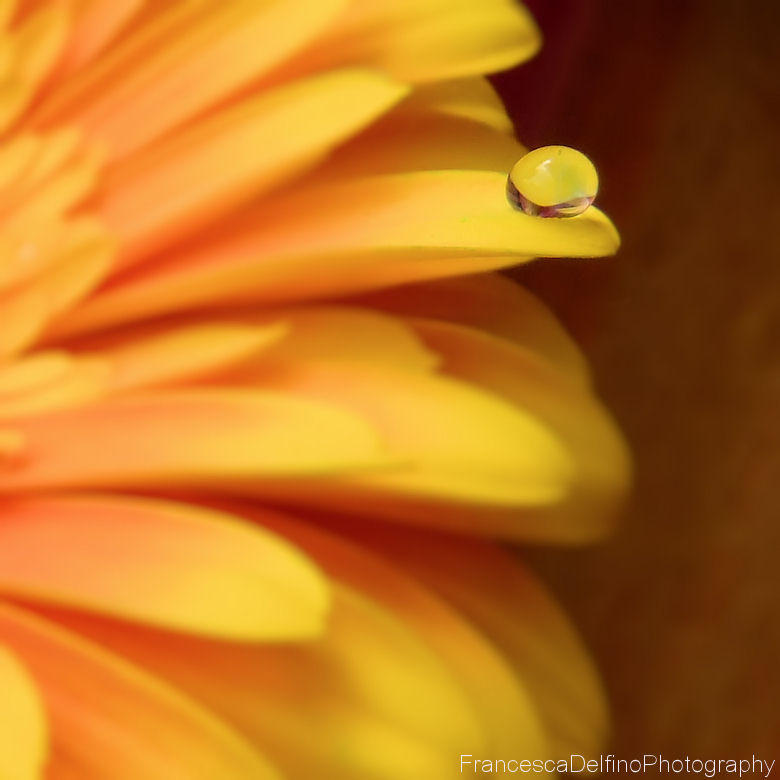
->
506, 145, 599, 218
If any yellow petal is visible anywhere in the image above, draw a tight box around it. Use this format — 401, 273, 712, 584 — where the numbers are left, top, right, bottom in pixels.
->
0, 225, 113, 357
408, 317, 631, 540
402, 77, 515, 133
57, 171, 617, 335
0, 644, 47, 780
0, 389, 386, 491
267, 512, 551, 761
253, 361, 574, 509
0, 0, 16, 31
0, 605, 279, 778
292, 0, 541, 83
57, 0, 147, 73
358, 273, 591, 385
98, 68, 408, 267
0, 355, 108, 419
55, 510, 552, 778
97, 321, 289, 392
0, 352, 72, 398
233, 306, 439, 372
0, 284, 47, 358
0, 494, 329, 640
0, 4, 67, 132
342, 527, 609, 759
320, 111, 524, 177
34, 0, 348, 157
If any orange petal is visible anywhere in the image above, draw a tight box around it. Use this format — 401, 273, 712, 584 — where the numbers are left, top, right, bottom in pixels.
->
340, 526, 609, 759
358, 273, 592, 385
0, 389, 386, 491
96, 321, 289, 392
0, 4, 67, 132
407, 317, 631, 540
97, 68, 407, 267
402, 77, 515, 133
56, 171, 616, 336
49, 510, 551, 778
0, 494, 329, 640
288, 0, 541, 83
319, 111, 524, 177
0, 604, 279, 778
0, 643, 47, 780
248, 361, 574, 510
227, 306, 439, 373
33, 0, 349, 157
57, 0, 147, 73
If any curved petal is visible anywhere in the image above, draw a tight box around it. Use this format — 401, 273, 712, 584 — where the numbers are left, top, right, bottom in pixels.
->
289, 0, 541, 83
0, 389, 388, 491
219, 306, 439, 373
98, 68, 408, 267
246, 361, 575, 511
408, 318, 631, 540
55, 0, 146, 73
320, 111, 524, 177
0, 494, 329, 640
54, 171, 618, 336
0, 643, 47, 780
49, 509, 552, 779
98, 321, 289, 392
32, 0, 349, 157
0, 4, 67, 133
338, 526, 610, 759
357, 273, 592, 384
401, 77, 515, 133
0, 605, 279, 778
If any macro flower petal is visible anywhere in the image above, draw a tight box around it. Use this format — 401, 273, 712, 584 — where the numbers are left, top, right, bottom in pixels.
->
359, 272, 591, 383
31, 0, 348, 157
319, 110, 524, 177
100, 321, 288, 392
0, 3, 67, 132
0, 604, 279, 778
343, 526, 609, 759
54, 171, 618, 336
409, 319, 630, 540
0, 0, 627, 773
0, 390, 387, 491
401, 77, 515, 132
292, 0, 541, 83
255, 361, 574, 507
50, 509, 552, 779
97, 68, 408, 267
0, 495, 329, 640
55, 0, 146, 72
0, 644, 47, 780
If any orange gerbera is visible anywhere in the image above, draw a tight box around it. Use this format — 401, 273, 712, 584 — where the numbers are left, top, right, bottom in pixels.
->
0, 1, 629, 777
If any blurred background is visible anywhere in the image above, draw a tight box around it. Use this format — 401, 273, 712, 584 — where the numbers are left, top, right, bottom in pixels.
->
494, 0, 779, 757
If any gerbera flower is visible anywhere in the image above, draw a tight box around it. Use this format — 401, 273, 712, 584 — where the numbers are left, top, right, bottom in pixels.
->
0, 0, 629, 777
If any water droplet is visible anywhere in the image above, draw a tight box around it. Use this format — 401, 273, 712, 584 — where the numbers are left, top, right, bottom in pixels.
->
507, 145, 598, 218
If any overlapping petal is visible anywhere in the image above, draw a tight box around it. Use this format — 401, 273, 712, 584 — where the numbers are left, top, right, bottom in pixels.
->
0, 0, 627, 776
0, 644, 47, 780
41, 508, 556, 779
0, 605, 279, 778
0, 495, 329, 640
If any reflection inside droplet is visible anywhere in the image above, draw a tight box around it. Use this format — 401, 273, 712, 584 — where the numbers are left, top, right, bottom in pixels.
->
506, 145, 599, 219
506, 179, 594, 218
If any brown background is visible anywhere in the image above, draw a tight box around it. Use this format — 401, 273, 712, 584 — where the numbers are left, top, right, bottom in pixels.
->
494, 0, 780, 756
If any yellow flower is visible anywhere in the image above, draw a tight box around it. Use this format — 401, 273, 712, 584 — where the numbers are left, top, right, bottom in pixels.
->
0, 1, 629, 777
